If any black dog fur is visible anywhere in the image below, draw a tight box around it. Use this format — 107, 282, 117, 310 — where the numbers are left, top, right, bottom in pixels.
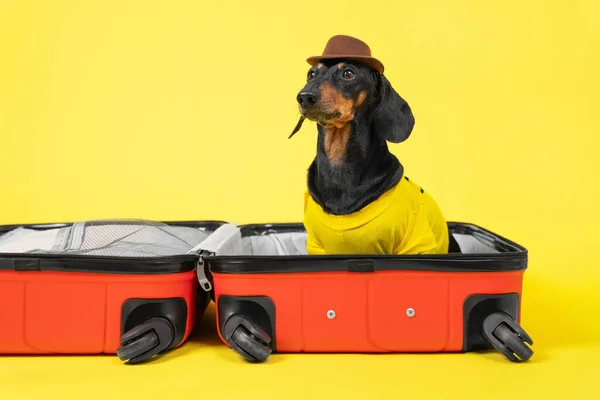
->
294, 60, 413, 215
292, 59, 461, 252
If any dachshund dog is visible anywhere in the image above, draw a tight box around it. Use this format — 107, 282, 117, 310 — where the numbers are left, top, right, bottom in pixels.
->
290, 59, 459, 255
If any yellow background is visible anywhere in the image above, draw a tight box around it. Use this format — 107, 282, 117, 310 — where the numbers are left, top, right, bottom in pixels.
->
1, 0, 599, 398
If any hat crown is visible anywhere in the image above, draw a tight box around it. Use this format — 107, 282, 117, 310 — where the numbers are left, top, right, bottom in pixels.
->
321, 35, 372, 57
306, 35, 384, 74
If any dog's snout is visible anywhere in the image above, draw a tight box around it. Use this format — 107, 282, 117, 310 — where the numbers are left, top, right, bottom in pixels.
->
297, 91, 318, 108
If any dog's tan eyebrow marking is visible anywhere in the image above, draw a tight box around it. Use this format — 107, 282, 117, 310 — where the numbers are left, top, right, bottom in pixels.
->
337, 63, 344, 70
317, 63, 323, 70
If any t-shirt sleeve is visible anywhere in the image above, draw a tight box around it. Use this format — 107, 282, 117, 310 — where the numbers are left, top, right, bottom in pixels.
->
303, 190, 310, 214
306, 239, 326, 255
303, 190, 326, 255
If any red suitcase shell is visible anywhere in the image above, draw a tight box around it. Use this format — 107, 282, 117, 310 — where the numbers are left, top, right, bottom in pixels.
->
0, 219, 224, 364
204, 222, 533, 363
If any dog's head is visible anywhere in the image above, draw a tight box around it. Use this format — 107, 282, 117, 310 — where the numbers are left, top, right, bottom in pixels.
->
289, 60, 415, 144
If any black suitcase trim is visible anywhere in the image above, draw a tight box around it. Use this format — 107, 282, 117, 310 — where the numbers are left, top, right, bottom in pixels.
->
206, 222, 528, 274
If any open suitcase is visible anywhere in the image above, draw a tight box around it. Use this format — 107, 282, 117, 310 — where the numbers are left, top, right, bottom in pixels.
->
201, 222, 534, 363
0, 219, 225, 364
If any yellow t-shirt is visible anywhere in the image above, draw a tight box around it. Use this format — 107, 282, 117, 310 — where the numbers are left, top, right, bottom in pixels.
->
303, 176, 449, 255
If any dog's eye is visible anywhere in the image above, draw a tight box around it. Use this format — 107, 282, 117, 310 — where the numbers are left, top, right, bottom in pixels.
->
307, 70, 316, 81
342, 69, 355, 80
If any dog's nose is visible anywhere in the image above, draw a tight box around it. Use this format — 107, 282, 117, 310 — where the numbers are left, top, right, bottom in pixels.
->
297, 91, 318, 108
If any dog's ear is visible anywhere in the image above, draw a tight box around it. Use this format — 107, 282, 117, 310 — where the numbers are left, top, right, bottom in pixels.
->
372, 74, 415, 143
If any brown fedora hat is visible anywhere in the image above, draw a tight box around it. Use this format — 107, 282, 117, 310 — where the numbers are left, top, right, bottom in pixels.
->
306, 35, 384, 74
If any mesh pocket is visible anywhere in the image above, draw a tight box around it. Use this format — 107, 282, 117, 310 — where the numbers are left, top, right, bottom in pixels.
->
0, 220, 214, 257
57, 220, 212, 257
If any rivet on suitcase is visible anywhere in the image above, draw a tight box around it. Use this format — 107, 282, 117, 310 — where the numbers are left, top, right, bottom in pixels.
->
0, 219, 224, 364
202, 222, 534, 363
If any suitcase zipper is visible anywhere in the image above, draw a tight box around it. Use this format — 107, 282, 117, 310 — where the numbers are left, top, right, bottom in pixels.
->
186, 223, 243, 291
196, 251, 213, 292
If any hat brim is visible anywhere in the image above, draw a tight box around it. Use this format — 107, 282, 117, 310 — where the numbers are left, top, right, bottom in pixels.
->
306, 55, 384, 74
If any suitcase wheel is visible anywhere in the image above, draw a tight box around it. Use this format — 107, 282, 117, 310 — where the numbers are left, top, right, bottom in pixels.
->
223, 314, 272, 363
116, 317, 175, 364
481, 312, 534, 362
